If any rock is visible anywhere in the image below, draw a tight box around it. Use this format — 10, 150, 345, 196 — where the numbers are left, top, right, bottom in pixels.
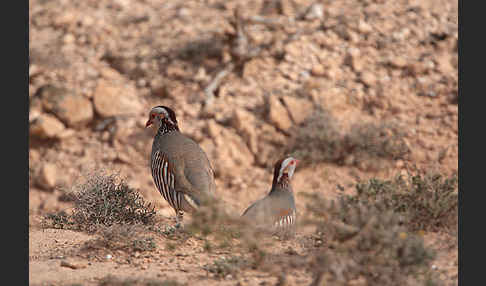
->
53, 11, 77, 28
200, 120, 254, 179
281, 96, 314, 125
267, 95, 293, 131
206, 119, 223, 139
254, 123, 287, 167
389, 56, 407, 68
39, 85, 93, 127
57, 129, 76, 139
325, 65, 340, 79
435, 52, 455, 75
30, 114, 66, 139
93, 79, 143, 118
30, 149, 40, 162
29, 64, 41, 78
304, 3, 324, 20
38, 163, 59, 190
360, 72, 377, 87
407, 62, 426, 75
357, 20, 373, 34
231, 109, 258, 153
311, 65, 326, 77
57, 96, 93, 127
345, 48, 363, 72
29, 108, 42, 123
63, 33, 75, 45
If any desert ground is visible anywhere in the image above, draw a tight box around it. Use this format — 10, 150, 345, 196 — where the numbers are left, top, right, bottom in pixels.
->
29, 0, 458, 285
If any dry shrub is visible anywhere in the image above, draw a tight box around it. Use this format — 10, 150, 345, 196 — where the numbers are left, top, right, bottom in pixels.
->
287, 109, 344, 167
343, 121, 410, 170
303, 193, 437, 285
43, 210, 73, 229
71, 173, 155, 229
203, 256, 249, 279
286, 109, 410, 170
354, 171, 458, 232
43, 172, 156, 232
184, 198, 276, 275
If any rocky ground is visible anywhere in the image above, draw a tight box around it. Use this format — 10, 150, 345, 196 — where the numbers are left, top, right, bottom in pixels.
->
29, 0, 458, 285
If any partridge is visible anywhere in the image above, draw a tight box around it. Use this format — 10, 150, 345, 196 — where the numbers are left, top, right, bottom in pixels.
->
241, 156, 298, 232
146, 106, 216, 226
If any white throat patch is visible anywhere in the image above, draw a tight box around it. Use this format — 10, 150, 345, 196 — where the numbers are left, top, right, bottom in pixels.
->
277, 157, 295, 182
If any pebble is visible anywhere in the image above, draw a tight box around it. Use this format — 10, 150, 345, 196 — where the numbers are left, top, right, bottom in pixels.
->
304, 3, 324, 20
63, 33, 76, 45
358, 20, 373, 34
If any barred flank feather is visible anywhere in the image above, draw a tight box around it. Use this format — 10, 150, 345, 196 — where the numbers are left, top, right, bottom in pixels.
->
151, 150, 182, 212
274, 210, 296, 228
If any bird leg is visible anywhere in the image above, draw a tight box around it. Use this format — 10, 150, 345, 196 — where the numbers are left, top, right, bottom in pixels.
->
174, 210, 184, 229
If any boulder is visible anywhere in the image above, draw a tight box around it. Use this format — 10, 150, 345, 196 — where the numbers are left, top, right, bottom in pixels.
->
30, 113, 66, 139
93, 79, 143, 118
37, 163, 59, 191
267, 95, 292, 131
39, 85, 93, 127
281, 95, 314, 125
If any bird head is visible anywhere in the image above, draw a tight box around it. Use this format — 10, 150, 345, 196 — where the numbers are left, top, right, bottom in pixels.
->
273, 156, 299, 185
145, 106, 178, 129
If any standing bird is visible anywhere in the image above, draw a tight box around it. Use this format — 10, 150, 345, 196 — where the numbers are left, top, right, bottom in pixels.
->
146, 106, 216, 227
241, 156, 299, 233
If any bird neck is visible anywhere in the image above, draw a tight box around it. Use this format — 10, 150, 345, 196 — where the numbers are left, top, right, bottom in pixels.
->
156, 122, 179, 136
271, 175, 291, 192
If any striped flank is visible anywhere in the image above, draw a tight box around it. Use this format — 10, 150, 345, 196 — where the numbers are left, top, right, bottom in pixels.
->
151, 150, 182, 212
274, 210, 296, 228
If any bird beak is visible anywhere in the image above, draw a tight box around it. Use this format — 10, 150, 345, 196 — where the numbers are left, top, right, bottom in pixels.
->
145, 119, 152, 128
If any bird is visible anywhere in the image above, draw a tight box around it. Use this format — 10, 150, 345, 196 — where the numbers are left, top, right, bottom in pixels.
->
145, 105, 216, 227
241, 156, 299, 233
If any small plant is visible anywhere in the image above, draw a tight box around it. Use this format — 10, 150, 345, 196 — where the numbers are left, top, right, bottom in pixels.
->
203, 256, 248, 279
43, 211, 73, 229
